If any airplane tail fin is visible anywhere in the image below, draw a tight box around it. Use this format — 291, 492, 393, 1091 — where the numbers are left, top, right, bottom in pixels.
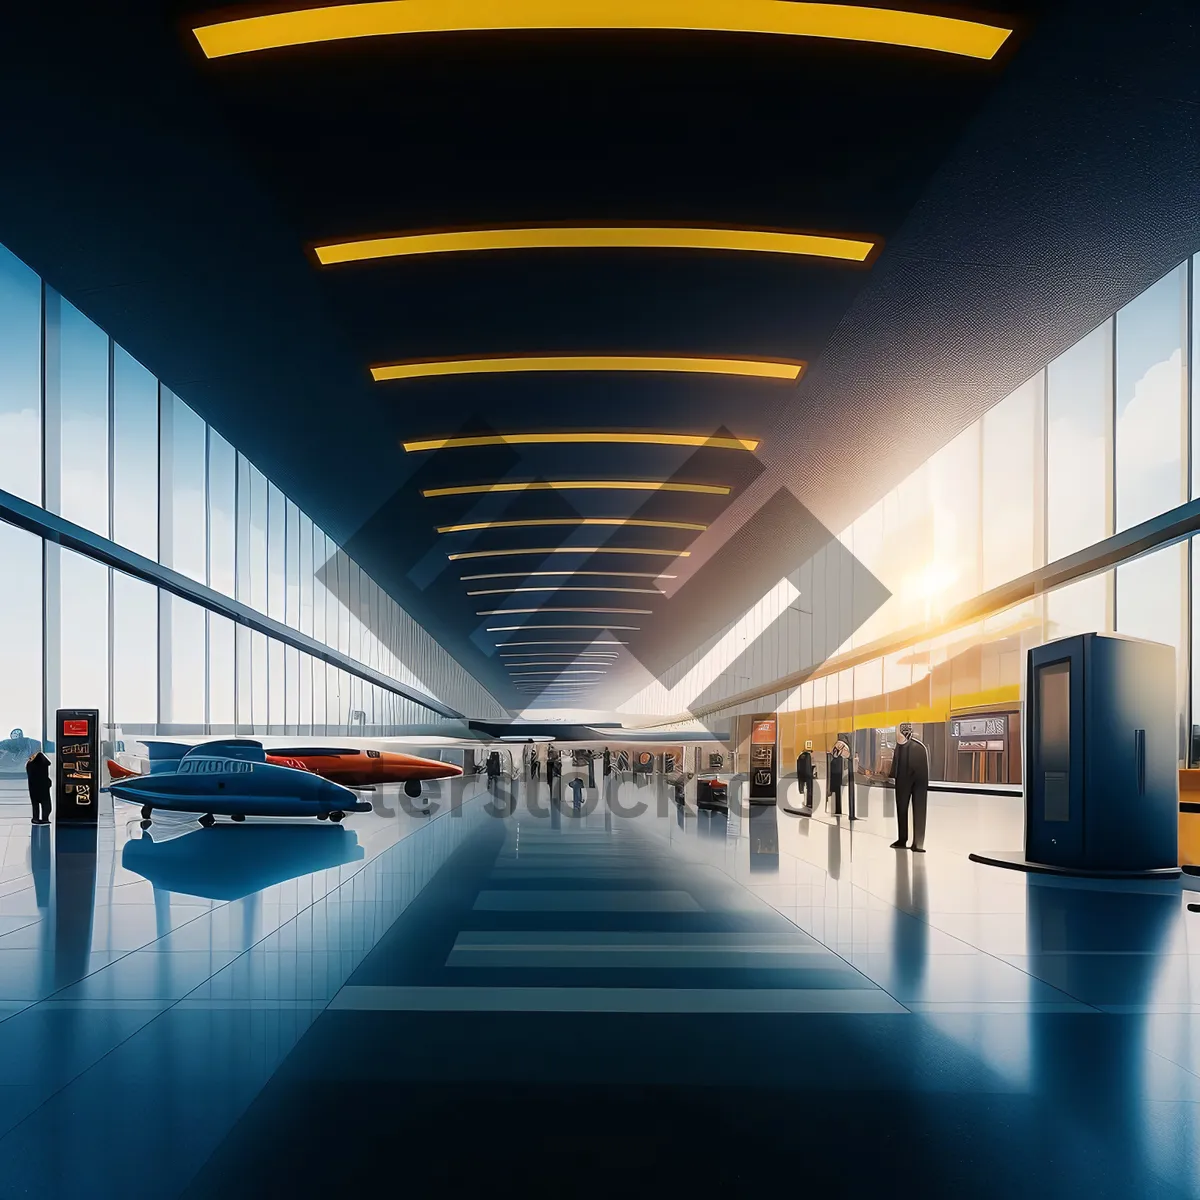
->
181, 739, 267, 763
106, 759, 141, 780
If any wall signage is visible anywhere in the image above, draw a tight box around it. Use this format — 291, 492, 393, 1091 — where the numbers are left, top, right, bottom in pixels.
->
55, 709, 100, 825
951, 715, 1007, 739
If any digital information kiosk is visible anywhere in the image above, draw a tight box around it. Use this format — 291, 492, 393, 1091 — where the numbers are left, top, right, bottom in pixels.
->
748, 714, 778, 806
55, 709, 101, 825
970, 634, 1179, 877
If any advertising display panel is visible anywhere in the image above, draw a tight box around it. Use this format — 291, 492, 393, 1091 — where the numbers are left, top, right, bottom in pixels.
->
55, 709, 101, 824
749, 714, 779, 804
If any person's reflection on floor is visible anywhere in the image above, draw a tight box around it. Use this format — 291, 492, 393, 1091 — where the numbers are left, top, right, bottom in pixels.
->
826, 822, 842, 881
893, 848, 928, 997
30, 822, 51, 909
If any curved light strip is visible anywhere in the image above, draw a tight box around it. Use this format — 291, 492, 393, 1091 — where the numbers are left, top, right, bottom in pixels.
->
374, 355, 801, 383
194, 0, 1011, 59
318, 225, 875, 266
511, 671, 608, 678
428, 481, 727, 498
500, 653, 619, 659
495, 640, 628, 647
468, 587, 662, 596
450, 547, 690, 561
463, 571, 677, 581
487, 625, 641, 631
478, 607, 653, 616
405, 432, 758, 453
439, 517, 705, 534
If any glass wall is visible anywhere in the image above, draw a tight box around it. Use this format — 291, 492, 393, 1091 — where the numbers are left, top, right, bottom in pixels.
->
625, 255, 1200, 777
0, 236, 504, 751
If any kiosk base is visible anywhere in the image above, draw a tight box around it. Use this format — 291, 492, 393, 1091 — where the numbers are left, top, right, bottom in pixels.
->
969, 850, 1180, 880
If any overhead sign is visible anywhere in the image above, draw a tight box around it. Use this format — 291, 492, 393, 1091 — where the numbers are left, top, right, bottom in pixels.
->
951, 715, 1007, 739
55, 709, 100, 824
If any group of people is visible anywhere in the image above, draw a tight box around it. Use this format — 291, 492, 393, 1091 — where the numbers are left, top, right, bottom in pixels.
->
793, 725, 929, 851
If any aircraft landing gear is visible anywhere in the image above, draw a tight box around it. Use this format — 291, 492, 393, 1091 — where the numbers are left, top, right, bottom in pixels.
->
328, 811, 345, 823
198, 813, 216, 828
141, 804, 153, 821
316, 812, 329, 820
231, 813, 245, 822
404, 780, 422, 798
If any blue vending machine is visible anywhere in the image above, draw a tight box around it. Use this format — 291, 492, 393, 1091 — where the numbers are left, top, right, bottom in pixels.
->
1024, 633, 1178, 874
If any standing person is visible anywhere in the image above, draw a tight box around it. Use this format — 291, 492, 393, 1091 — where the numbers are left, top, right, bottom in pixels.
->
568, 775, 585, 810
827, 740, 847, 816
603, 746, 612, 778
486, 750, 501, 788
587, 751, 596, 789
796, 742, 815, 810
890, 722, 930, 852
26, 749, 52, 825
529, 745, 541, 780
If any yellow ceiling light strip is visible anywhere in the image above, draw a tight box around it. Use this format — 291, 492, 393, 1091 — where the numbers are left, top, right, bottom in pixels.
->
373, 355, 801, 383
487, 625, 641, 631
428, 481, 728, 498
462, 571, 677, 581
438, 517, 705, 534
317, 225, 874, 265
495, 640, 629, 646
195, 1, 1012, 60
468, 587, 662, 596
407, 431, 758, 453
478, 607, 653, 616
450, 546, 690, 561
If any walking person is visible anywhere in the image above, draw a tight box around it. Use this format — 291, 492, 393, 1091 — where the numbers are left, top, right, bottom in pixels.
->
890, 722, 930, 851
26, 749, 52, 825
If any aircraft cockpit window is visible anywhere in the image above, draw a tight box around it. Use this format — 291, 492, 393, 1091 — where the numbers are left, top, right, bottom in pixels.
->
367, 750, 380, 759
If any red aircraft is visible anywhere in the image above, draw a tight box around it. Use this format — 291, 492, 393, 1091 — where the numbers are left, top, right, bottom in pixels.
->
108, 745, 462, 797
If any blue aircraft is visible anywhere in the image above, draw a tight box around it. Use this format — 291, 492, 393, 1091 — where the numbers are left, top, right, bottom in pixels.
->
107, 739, 371, 827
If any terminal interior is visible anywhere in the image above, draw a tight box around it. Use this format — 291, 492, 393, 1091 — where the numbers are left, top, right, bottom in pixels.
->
2, 1, 1200, 1196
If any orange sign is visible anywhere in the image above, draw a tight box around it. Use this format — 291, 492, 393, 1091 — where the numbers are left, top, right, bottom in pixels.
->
751, 719, 777, 745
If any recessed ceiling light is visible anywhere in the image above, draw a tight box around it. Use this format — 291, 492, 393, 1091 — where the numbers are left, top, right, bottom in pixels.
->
194, 1, 1012, 61
427, 481, 727, 498
487, 625, 641, 632
373, 355, 802, 383
495, 640, 628, 647
405, 432, 757, 453
439, 518, 705, 534
450, 547, 690, 561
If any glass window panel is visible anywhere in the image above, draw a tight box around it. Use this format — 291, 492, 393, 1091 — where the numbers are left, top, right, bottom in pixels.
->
298, 651, 313, 732
267, 483, 286, 623
1116, 263, 1187, 532
159, 391, 207, 583
48, 547, 109, 733
982, 375, 1040, 590
285, 644, 299, 731
112, 347, 159, 558
0, 520, 43, 751
1194, 254, 1200, 499
312, 658, 327, 730
236, 454, 252, 605
208, 430, 236, 598
251, 631, 268, 731
45, 292, 109, 536
1047, 319, 1113, 560
1117, 544, 1187, 764
235, 624, 252, 734
286, 499, 300, 630
311, 523, 327, 645
160, 592, 206, 728
268, 637, 285, 729
928, 422, 981, 615
208, 613, 235, 730
299, 512, 314, 637
0, 243, 42, 506
250, 466, 268, 613
112, 570, 157, 730
349, 562, 362, 664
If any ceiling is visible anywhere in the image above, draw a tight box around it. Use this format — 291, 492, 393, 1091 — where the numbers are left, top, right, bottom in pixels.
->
2, 0, 1198, 712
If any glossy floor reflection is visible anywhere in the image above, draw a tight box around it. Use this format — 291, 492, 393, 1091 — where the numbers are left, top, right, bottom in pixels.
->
1, 775, 1199, 1197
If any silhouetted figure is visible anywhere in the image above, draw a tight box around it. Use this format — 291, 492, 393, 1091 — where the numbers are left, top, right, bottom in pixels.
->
890, 722, 930, 852
827, 741, 848, 815
587, 753, 596, 789
796, 746, 815, 809
603, 747, 612, 777
529, 748, 540, 780
486, 751, 501, 787
26, 750, 52, 825
568, 777, 585, 809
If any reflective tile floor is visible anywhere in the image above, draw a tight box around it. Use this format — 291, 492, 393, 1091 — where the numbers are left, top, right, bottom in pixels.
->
1, 774, 1199, 1198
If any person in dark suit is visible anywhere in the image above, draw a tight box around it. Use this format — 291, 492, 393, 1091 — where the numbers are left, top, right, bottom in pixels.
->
603, 747, 612, 777
796, 743, 815, 809
889, 722, 930, 852
827, 741, 847, 815
26, 750, 52, 825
